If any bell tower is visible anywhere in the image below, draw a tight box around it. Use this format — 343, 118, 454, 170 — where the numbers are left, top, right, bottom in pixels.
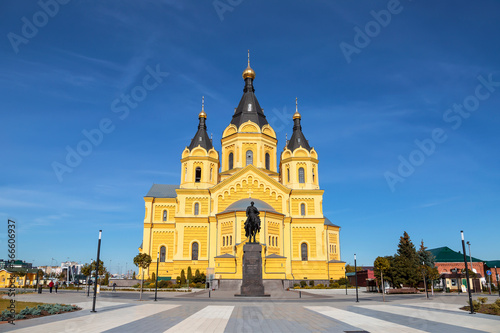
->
220, 51, 278, 181
280, 98, 319, 190
180, 97, 220, 189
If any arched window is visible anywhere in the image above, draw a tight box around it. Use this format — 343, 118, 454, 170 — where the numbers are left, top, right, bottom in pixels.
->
210, 167, 213, 181
184, 167, 187, 181
223, 236, 226, 246
230, 235, 232, 245
160, 246, 166, 262
192, 242, 199, 260
334, 244, 337, 253
195, 167, 201, 182
287, 168, 290, 182
269, 236, 271, 245
301, 243, 308, 261
228, 152, 234, 170
246, 150, 253, 165
163, 210, 167, 221
298, 167, 305, 183
272, 237, 275, 247
301, 203, 306, 216
265, 153, 270, 170
312, 167, 315, 183
194, 203, 199, 215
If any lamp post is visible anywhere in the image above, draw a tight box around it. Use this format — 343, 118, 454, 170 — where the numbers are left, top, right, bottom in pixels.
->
461, 231, 474, 314
354, 254, 359, 303
91, 230, 102, 313
154, 252, 159, 302
495, 266, 499, 297
87, 260, 92, 297
466, 241, 473, 274
345, 267, 347, 295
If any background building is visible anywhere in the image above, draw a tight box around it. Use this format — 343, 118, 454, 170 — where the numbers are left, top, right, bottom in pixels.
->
140, 59, 344, 284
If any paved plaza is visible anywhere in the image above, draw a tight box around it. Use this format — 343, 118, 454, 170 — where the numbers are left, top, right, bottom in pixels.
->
2, 288, 500, 332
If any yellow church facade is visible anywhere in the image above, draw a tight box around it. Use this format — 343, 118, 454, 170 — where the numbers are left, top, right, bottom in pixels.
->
139, 59, 344, 283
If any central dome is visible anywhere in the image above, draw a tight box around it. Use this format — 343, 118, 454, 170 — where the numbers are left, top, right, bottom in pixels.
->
222, 198, 276, 213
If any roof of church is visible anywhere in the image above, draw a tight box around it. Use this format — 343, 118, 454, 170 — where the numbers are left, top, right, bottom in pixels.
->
145, 184, 179, 198
187, 114, 213, 151
428, 246, 483, 263
221, 198, 278, 214
324, 217, 339, 227
230, 63, 268, 129
286, 117, 312, 151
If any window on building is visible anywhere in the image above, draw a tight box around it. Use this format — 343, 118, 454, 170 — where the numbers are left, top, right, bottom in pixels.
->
312, 168, 315, 182
269, 236, 271, 245
210, 167, 213, 181
299, 167, 305, 183
287, 168, 290, 182
160, 246, 166, 262
230, 235, 232, 245
246, 150, 253, 165
265, 153, 270, 170
334, 244, 337, 253
192, 242, 199, 260
163, 210, 167, 221
195, 167, 201, 182
194, 203, 199, 215
184, 167, 187, 181
229, 153, 234, 170
223, 236, 225, 246
301, 203, 306, 216
301, 243, 308, 261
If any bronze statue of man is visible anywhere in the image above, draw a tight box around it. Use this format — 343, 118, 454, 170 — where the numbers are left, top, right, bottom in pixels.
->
245, 201, 261, 243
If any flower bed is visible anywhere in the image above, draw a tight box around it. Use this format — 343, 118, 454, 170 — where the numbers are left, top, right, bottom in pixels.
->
1, 303, 81, 322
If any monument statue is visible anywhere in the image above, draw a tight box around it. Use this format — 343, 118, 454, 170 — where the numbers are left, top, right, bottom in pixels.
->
244, 201, 261, 243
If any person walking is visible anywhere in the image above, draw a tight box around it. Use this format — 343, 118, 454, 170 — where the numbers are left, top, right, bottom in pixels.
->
112, 282, 117, 292
48, 280, 54, 293
55, 281, 59, 293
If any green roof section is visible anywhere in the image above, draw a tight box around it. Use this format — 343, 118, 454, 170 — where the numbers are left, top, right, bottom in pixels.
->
485, 260, 500, 268
428, 246, 482, 263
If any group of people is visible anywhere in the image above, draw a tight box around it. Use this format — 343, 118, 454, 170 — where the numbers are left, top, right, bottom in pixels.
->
48, 280, 59, 293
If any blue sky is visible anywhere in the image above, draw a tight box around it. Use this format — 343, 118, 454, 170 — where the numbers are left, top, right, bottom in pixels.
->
1, 1, 499, 273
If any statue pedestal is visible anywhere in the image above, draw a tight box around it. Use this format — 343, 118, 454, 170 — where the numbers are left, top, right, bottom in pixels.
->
235, 243, 269, 297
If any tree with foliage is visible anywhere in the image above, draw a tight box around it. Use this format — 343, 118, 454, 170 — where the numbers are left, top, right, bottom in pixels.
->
103, 272, 110, 286
193, 269, 201, 283
345, 264, 363, 273
151, 272, 156, 282
82, 260, 107, 278
391, 232, 420, 288
187, 266, 193, 283
132, 271, 136, 279
180, 269, 186, 286
374, 256, 391, 301
418, 240, 438, 292
133, 253, 152, 300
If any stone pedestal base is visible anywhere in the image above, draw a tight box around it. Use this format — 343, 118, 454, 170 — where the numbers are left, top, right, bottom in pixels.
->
235, 243, 269, 297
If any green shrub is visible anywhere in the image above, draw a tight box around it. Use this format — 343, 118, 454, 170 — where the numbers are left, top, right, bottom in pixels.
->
15, 314, 25, 319
478, 297, 488, 304
331, 282, 340, 288
293, 283, 299, 288
309, 280, 315, 287
300, 281, 306, 288
495, 299, 500, 307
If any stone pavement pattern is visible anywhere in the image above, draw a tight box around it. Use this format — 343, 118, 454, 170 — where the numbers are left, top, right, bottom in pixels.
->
2, 292, 500, 332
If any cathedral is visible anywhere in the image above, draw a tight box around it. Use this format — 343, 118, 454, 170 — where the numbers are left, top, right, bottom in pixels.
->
139, 56, 344, 284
